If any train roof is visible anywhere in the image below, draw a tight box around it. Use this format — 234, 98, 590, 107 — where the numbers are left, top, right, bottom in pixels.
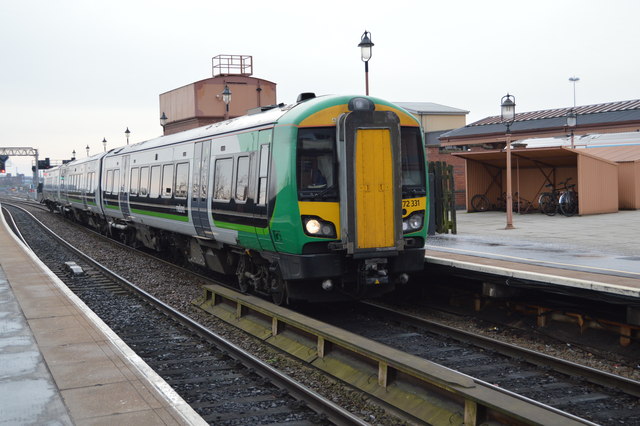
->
53, 95, 419, 170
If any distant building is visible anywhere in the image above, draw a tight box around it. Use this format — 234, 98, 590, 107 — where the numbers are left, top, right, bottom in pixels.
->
159, 55, 277, 135
395, 102, 469, 208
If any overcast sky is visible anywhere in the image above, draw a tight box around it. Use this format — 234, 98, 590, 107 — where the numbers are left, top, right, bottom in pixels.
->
1, 0, 639, 175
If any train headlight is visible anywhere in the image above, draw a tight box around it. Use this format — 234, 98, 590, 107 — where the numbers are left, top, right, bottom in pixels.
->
403, 212, 424, 233
305, 219, 321, 234
303, 216, 336, 238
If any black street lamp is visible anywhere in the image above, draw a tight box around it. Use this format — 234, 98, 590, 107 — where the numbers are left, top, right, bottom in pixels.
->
125, 127, 131, 145
72, 150, 76, 160
358, 31, 374, 96
102, 137, 107, 152
86, 145, 90, 157
160, 112, 168, 128
221, 85, 232, 120
500, 93, 516, 230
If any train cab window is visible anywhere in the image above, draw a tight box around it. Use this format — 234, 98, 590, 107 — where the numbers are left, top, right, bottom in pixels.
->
161, 164, 174, 198
139, 167, 149, 196
296, 128, 337, 201
257, 144, 269, 205
235, 156, 249, 201
213, 158, 232, 201
129, 168, 139, 195
150, 165, 161, 198
400, 127, 426, 196
175, 163, 189, 199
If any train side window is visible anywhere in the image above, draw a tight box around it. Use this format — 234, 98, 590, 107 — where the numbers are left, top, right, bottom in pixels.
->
258, 144, 269, 205
105, 170, 113, 194
162, 164, 174, 198
139, 166, 150, 196
213, 158, 232, 201
175, 162, 189, 199
113, 170, 120, 194
130, 167, 139, 195
235, 156, 249, 201
150, 165, 161, 198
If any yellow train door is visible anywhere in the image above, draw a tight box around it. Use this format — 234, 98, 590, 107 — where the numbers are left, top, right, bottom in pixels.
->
355, 128, 395, 249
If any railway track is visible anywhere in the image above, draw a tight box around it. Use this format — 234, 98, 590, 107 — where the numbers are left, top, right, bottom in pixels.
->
1, 202, 367, 425
303, 301, 640, 425
7, 198, 637, 424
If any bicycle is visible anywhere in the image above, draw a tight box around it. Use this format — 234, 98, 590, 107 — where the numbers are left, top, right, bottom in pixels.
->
558, 183, 578, 216
470, 192, 508, 212
538, 178, 577, 216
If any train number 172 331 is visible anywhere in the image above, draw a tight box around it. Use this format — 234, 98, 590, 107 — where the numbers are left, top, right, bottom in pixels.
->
402, 198, 422, 208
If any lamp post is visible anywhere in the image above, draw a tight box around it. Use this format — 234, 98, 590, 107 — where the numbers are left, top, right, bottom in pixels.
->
358, 31, 374, 96
501, 93, 516, 230
566, 109, 577, 148
102, 138, 107, 152
160, 112, 168, 129
569, 76, 579, 108
125, 127, 131, 145
221, 85, 232, 120
72, 150, 76, 160
86, 145, 90, 157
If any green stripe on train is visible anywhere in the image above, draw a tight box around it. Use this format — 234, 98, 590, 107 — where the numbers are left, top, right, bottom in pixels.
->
213, 220, 270, 235
130, 208, 189, 222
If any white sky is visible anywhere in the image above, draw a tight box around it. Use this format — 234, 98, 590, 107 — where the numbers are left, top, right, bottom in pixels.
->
1, 0, 639, 175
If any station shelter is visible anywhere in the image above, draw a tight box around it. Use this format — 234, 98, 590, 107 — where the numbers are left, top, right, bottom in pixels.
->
438, 99, 640, 214
452, 146, 618, 215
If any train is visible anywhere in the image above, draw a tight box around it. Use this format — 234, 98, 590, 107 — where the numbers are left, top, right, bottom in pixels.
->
42, 94, 428, 304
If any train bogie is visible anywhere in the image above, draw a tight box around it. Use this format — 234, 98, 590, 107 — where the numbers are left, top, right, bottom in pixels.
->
41, 94, 428, 304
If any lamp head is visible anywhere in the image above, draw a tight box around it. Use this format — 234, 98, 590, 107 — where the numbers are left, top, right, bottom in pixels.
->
358, 31, 374, 62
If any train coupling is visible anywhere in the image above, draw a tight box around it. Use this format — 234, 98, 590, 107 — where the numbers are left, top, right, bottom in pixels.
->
360, 258, 389, 286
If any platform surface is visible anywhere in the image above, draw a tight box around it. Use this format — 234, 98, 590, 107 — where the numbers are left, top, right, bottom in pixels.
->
0, 206, 205, 425
426, 210, 640, 299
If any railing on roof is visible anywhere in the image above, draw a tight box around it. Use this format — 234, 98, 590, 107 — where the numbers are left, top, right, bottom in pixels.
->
212, 54, 253, 77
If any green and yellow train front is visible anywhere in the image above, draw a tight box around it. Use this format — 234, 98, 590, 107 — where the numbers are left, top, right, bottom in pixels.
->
268, 96, 427, 300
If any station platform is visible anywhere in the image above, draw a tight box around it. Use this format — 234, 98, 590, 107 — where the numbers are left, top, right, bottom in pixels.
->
426, 210, 640, 302
0, 210, 205, 424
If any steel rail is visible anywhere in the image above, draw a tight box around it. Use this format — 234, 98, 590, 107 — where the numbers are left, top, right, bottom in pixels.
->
10, 200, 600, 424
5, 202, 368, 426
195, 285, 594, 425
363, 301, 640, 398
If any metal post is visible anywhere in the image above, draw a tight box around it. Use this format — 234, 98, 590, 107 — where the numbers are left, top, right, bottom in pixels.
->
364, 61, 369, 96
33, 149, 39, 201
505, 133, 514, 229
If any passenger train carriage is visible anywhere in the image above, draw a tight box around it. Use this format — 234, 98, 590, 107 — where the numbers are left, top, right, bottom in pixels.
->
42, 94, 428, 304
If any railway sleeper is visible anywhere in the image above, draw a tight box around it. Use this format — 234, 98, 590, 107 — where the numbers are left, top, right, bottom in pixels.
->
193, 285, 588, 426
